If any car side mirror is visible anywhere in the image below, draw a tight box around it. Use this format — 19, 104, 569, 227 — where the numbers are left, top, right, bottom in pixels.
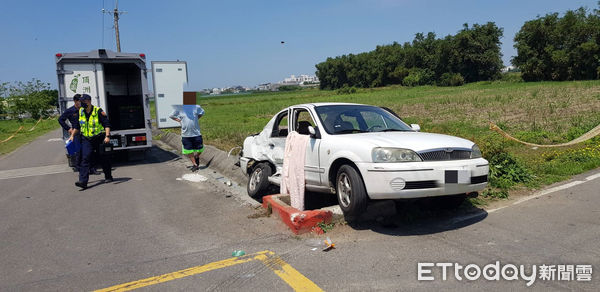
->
308, 126, 320, 138
411, 124, 421, 132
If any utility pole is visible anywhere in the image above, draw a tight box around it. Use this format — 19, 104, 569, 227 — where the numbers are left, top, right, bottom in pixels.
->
103, 0, 127, 52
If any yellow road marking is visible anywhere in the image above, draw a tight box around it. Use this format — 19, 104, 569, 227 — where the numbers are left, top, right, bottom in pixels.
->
95, 250, 322, 292
95, 251, 268, 292
258, 251, 324, 292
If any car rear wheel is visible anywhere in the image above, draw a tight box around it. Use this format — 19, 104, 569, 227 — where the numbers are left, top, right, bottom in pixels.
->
247, 162, 272, 198
336, 165, 368, 217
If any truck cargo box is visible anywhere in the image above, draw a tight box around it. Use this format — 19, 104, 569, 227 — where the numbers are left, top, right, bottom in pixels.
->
55, 49, 153, 153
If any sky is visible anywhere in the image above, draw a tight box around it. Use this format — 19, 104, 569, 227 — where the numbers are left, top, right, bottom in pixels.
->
0, 0, 597, 90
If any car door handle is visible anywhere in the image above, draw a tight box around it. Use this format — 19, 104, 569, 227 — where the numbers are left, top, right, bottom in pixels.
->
268, 143, 275, 148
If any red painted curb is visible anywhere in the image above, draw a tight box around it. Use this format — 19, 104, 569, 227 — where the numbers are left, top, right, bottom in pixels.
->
262, 194, 333, 234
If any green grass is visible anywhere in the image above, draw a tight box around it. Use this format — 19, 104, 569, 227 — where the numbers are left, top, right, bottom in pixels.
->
0, 118, 61, 155
187, 80, 600, 195
197, 81, 600, 147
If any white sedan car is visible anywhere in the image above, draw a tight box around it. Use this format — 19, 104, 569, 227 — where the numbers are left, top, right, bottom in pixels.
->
240, 103, 489, 217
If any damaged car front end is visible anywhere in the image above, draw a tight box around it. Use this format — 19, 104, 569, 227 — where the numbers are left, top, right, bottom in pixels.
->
240, 103, 489, 217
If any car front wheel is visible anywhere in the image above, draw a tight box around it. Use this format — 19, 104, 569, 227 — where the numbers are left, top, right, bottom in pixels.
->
336, 165, 368, 217
247, 162, 272, 198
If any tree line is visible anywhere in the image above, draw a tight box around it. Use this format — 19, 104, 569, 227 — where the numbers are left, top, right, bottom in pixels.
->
316, 22, 503, 89
0, 79, 57, 120
316, 5, 600, 89
512, 6, 600, 81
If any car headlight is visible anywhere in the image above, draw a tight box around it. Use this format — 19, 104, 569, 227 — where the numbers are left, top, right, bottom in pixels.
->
372, 147, 422, 163
471, 144, 482, 158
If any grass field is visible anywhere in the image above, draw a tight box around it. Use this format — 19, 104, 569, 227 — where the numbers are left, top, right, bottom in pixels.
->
3, 78, 597, 202
197, 81, 600, 150
185, 78, 600, 199
0, 118, 60, 155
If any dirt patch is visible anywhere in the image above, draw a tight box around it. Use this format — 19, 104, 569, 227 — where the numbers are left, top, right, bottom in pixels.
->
248, 206, 272, 219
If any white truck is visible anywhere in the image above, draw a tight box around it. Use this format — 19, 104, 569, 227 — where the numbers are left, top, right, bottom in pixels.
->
55, 49, 153, 160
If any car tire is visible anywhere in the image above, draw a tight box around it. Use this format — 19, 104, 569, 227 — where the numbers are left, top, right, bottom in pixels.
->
336, 165, 368, 217
247, 162, 272, 198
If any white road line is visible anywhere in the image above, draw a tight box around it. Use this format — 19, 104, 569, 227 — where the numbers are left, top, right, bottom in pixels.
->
0, 164, 72, 180
585, 173, 600, 181
452, 177, 592, 225
435, 172, 599, 226
487, 180, 587, 214
47, 138, 63, 142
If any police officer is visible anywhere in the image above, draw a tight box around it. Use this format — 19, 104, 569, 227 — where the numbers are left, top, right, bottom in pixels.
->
74, 94, 113, 189
58, 94, 82, 171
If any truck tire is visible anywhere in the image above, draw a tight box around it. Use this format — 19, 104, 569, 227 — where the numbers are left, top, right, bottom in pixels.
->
336, 165, 368, 217
247, 162, 272, 198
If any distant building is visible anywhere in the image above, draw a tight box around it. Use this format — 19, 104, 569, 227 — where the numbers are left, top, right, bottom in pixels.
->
282, 74, 319, 85
501, 65, 517, 73
257, 83, 273, 91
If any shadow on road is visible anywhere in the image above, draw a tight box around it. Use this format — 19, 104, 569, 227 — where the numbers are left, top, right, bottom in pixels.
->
78, 177, 132, 190
289, 191, 488, 236
251, 189, 487, 236
109, 146, 181, 167
345, 199, 488, 236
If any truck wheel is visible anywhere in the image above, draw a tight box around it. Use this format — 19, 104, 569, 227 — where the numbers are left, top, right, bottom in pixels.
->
247, 162, 272, 198
336, 165, 368, 217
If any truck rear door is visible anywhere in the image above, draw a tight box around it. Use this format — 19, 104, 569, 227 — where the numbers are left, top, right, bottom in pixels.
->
60, 63, 105, 110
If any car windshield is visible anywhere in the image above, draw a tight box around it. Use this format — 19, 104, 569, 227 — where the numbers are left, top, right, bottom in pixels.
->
315, 105, 413, 135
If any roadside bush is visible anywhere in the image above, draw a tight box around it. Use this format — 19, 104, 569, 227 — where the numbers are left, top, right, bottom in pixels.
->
402, 68, 435, 87
3, 79, 56, 120
279, 85, 302, 91
488, 152, 532, 189
499, 72, 523, 83
438, 73, 465, 87
479, 134, 532, 190
0, 101, 6, 119
336, 86, 357, 95
542, 140, 600, 164
481, 188, 509, 199
537, 139, 600, 180
479, 133, 507, 157
388, 66, 410, 85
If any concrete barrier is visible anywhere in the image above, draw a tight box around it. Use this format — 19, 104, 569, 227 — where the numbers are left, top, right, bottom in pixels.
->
263, 194, 333, 234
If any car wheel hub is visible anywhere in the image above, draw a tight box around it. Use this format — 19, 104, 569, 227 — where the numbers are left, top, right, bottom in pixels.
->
249, 168, 262, 191
337, 173, 352, 208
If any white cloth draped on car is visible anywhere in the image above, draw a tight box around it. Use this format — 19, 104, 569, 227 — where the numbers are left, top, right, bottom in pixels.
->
280, 131, 310, 210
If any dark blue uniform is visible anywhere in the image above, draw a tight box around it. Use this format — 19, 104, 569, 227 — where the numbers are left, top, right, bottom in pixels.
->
58, 106, 81, 170
74, 107, 112, 185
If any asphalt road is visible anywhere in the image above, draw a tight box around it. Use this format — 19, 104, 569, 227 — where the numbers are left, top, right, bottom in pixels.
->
1, 129, 598, 291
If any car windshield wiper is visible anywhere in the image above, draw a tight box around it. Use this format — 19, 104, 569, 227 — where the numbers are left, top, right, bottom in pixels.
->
378, 128, 410, 132
335, 129, 368, 134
